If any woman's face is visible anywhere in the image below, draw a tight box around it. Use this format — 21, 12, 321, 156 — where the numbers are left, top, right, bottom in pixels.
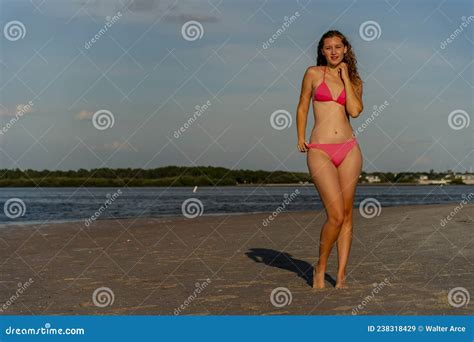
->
322, 37, 347, 66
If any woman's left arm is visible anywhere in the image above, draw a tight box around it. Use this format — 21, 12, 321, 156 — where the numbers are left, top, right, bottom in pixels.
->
339, 63, 363, 118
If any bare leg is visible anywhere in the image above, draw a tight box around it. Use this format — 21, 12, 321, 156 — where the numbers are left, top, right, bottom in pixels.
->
335, 144, 362, 288
307, 148, 345, 289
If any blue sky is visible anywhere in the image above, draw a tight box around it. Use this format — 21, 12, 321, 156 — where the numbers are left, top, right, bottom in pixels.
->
0, 0, 472, 173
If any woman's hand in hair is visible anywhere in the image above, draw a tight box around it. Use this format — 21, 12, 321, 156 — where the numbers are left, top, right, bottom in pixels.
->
337, 62, 350, 83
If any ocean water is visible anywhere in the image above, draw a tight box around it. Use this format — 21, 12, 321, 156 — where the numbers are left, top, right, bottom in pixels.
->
0, 185, 472, 225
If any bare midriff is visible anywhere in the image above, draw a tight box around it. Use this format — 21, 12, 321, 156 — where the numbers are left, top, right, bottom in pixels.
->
309, 100, 355, 144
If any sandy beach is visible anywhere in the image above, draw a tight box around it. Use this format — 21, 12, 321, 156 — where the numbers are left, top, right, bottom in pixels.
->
0, 203, 472, 315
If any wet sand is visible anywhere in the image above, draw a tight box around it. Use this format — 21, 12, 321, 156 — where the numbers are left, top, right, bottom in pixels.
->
0, 203, 473, 315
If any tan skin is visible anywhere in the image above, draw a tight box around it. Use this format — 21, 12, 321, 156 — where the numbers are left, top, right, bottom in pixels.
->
296, 37, 364, 289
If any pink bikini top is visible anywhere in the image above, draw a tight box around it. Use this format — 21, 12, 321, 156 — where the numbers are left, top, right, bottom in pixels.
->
313, 66, 346, 105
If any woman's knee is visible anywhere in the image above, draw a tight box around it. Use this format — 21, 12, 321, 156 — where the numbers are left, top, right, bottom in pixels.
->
328, 211, 345, 227
343, 207, 353, 222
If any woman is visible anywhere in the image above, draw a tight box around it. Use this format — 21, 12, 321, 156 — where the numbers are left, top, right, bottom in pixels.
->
296, 30, 364, 289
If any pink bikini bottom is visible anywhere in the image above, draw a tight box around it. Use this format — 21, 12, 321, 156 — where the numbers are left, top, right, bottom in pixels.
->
307, 137, 358, 168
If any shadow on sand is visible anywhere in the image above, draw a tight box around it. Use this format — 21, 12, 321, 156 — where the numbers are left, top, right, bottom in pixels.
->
245, 248, 336, 287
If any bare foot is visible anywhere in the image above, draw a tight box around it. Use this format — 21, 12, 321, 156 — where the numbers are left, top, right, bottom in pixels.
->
312, 264, 325, 289
335, 275, 348, 289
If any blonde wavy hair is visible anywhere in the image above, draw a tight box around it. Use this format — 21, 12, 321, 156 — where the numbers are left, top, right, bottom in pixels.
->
316, 30, 363, 87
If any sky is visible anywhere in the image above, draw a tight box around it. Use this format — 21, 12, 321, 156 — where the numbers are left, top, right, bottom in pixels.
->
0, 0, 472, 173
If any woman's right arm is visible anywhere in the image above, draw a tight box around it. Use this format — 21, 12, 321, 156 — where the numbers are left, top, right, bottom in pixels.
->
296, 67, 315, 152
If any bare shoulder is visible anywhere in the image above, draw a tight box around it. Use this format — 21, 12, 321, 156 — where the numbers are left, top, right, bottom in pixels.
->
303, 66, 321, 84
304, 65, 319, 76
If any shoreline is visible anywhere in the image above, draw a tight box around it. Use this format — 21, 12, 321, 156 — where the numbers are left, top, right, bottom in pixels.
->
0, 201, 470, 228
0, 183, 470, 188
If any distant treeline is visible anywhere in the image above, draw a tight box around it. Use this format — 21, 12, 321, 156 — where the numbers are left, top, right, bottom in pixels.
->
0, 167, 465, 187
0, 166, 310, 187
